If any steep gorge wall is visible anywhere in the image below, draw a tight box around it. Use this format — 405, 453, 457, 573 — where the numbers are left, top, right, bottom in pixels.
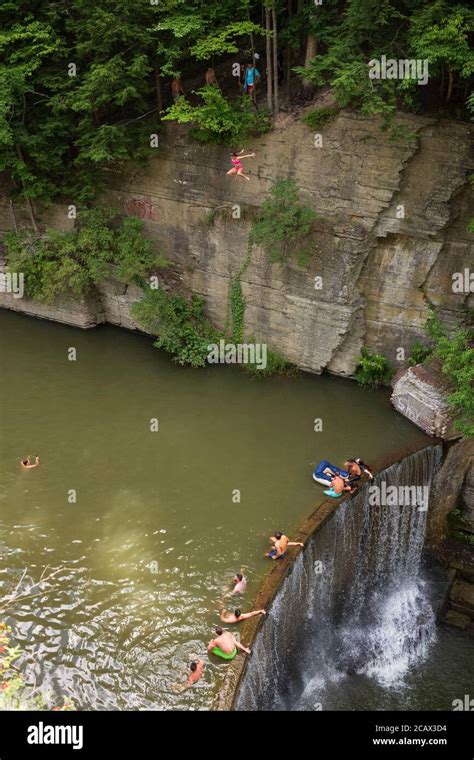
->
0, 111, 472, 375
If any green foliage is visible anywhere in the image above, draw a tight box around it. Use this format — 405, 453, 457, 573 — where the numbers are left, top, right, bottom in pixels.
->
355, 346, 394, 389
426, 310, 473, 437
5, 208, 166, 303
243, 344, 296, 378
162, 86, 271, 145
131, 288, 220, 368
294, 0, 474, 118
229, 251, 252, 343
230, 274, 246, 344
0, 622, 74, 710
408, 340, 432, 366
249, 179, 319, 268
447, 507, 474, 546
190, 21, 263, 60
303, 106, 338, 129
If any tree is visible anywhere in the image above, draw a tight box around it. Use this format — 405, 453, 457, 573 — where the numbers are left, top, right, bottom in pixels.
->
409, 2, 474, 103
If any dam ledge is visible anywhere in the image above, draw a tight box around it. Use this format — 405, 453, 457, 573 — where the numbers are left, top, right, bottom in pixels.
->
213, 438, 451, 711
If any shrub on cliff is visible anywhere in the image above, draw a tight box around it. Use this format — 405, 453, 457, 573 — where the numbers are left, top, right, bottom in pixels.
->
132, 288, 220, 368
249, 179, 319, 268
5, 208, 167, 303
426, 310, 473, 437
355, 347, 394, 389
162, 86, 271, 144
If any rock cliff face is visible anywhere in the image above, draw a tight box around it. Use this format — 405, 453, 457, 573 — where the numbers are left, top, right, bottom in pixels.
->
0, 111, 473, 376
390, 362, 459, 439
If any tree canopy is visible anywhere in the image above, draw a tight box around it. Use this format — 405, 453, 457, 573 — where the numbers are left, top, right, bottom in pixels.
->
0, 0, 472, 207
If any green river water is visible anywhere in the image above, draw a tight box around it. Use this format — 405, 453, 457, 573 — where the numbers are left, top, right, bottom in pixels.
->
0, 309, 431, 710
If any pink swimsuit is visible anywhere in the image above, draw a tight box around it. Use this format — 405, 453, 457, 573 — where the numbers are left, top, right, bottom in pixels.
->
231, 157, 243, 170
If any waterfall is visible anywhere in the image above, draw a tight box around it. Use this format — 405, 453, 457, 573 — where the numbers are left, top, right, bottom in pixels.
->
235, 445, 442, 711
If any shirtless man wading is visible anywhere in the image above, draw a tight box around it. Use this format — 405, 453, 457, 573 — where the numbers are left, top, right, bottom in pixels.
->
220, 608, 266, 624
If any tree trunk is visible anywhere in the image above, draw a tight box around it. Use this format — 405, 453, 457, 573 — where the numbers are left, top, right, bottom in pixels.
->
302, 34, 317, 88
265, 4, 273, 112
272, 1, 279, 114
154, 67, 163, 113
446, 68, 454, 103
440, 65, 445, 97
15, 144, 39, 234
9, 200, 18, 233
286, 0, 292, 102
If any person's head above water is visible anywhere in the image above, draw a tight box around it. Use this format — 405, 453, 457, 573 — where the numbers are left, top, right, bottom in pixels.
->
235, 573, 243, 582
234, 610, 241, 618
21, 459, 28, 465
274, 531, 283, 539
190, 661, 197, 672
215, 626, 223, 636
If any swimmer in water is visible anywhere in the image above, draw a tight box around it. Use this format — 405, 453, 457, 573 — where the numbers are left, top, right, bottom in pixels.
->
227, 149, 255, 180
183, 658, 204, 689
266, 532, 303, 560
231, 572, 247, 595
20, 456, 40, 470
172, 657, 204, 692
220, 608, 266, 624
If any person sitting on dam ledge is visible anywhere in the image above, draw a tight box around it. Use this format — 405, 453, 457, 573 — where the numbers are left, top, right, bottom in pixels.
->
324, 472, 353, 498
220, 608, 266, 624
20, 455, 40, 469
207, 626, 251, 660
266, 531, 304, 560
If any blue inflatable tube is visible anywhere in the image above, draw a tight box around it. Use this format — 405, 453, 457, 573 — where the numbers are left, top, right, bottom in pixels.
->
313, 459, 349, 486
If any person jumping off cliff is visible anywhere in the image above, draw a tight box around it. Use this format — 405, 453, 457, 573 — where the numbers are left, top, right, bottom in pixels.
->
227, 149, 255, 180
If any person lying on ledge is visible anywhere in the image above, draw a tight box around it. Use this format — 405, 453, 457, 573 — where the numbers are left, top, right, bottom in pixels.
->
344, 458, 374, 483
21, 455, 40, 469
265, 531, 303, 560
208, 627, 251, 660
220, 608, 266, 624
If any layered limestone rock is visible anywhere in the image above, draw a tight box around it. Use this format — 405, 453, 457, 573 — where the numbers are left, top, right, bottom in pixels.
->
461, 466, 474, 532
0, 111, 472, 376
390, 362, 459, 439
426, 437, 474, 547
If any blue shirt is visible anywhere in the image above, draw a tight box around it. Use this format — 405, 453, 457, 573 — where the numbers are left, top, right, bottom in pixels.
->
245, 67, 259, 85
